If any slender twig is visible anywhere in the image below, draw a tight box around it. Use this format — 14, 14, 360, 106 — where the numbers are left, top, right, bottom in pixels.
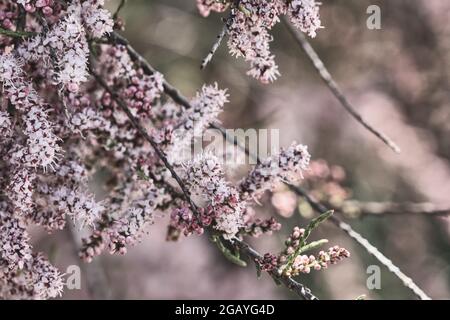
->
91, 66, 316, 300
343, 200, 450, 218
113, 0, 127, 21
282, 18, 401, 153
201, 23, 227, 69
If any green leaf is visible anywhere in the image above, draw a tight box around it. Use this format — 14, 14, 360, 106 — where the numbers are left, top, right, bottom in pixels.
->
281, 211, 334, 272
211, 236, 247, 267
301, 210, 334, 243
298, 239, 329, 255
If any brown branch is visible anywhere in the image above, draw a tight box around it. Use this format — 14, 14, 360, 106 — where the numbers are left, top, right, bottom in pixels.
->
201, 22, 227, 69
282, 17, 401, 153
342, 200, 450, 218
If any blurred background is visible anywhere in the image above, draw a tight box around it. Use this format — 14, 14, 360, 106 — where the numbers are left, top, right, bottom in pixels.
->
32, 0, 450, 299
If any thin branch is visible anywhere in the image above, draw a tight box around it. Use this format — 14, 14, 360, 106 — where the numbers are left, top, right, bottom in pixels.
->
90, 65, 316, 300
233, 238, 318, 300
201, 23, 227, 69
282, 17, 401, 153
343, 200, 450, 218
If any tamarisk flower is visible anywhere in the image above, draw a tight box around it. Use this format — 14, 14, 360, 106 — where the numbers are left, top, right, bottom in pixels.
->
0, 204, 33, 270
0, 110, 13, 140
278, 226, 350, 276
0, 1, 17, 30
257, 253, 278, 272
123, 70, 164, 117
196, 0, 229, 17
181, 153, 245, 239
80, 0, 114, 39
80, 179, 165, 261
199, 0, 322, 82
239, 143, 310, 200
17, 0, 61, 16
287, 0, 322, 37
7, 168, 36, 216
19, 3, 89, 92
226, 3, 280, 83
290, 246, 350, 275
169, 83, 228, 163
0, 54, 61, 169
0, 253, 64, 299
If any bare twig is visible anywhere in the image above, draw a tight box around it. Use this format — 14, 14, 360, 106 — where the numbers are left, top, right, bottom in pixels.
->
282, 18, 401, 153
201, 23, 227, 69
343, 200, 450, 218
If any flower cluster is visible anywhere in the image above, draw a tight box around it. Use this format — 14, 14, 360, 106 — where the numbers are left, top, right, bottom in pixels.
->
242, 208, 281, 237
239, 143, 310, 199
17, 0, 62, 17
258, 224, 350, 276
197, 0, 322, 83
168, 83, 228, 163
0, 1, 17, 29
181, 153, 246, 239
18, 0, 113, 93
197, 0, 228, 17
1, 0, 316, 299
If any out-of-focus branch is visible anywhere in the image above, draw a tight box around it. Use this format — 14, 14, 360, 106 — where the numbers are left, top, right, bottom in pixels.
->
113, 0, 127, 21
282, 17, 401, 154
90, 64, 317, 300
233, 239, 318, 300
342, 201, 450, 218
